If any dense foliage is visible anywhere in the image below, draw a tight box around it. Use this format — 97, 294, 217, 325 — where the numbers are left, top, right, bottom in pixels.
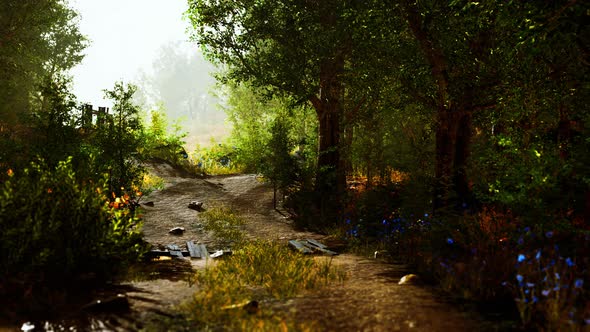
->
0, 0, 86, 126
0, 2, 191, 312
0, 0, 587, 329
188, 0, 589, 328
0, 159, 145, 279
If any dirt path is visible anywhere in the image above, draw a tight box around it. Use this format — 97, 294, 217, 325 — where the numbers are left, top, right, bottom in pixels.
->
116, 162, 495, 331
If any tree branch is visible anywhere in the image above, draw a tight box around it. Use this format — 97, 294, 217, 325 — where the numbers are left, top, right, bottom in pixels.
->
400, 1, 449, 109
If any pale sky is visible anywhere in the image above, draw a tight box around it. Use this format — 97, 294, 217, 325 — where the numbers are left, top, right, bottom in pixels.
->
70, 0, 196, 107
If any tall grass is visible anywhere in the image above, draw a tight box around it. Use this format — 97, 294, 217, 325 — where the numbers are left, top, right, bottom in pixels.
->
200, 205, 246, 247
181, 240, 345, 331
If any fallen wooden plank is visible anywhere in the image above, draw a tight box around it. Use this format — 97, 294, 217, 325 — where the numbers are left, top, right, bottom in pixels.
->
166, 244, 181, 251
166, 244, 184, 258
210, 250, 224, 258
301, 240, 339, 256
289, 240, 313, 254
186, 241, 201, 258
306, 238, 328, 249
199, 244, 210, 259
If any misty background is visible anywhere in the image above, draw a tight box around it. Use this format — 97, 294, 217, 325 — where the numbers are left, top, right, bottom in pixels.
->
70, 0, 229, 148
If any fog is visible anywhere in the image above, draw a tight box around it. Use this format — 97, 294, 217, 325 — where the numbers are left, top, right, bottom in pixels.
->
70, 0, 229, 148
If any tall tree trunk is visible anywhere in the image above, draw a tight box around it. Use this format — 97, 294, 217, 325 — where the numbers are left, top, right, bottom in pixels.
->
433, 104, 473, 210
403, 1, 476, 212
453, 108, 473, 207
309, 54, 346, 224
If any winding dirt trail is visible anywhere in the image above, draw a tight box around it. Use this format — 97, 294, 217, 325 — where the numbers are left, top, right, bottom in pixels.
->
116, 162, 497, 332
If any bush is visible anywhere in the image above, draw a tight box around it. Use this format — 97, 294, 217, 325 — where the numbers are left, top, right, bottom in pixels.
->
504, 228, 589, 330
140, 107, 189, 166
192, 142, 241, 175
0, 158, 146, 282
200, 205, 246, 247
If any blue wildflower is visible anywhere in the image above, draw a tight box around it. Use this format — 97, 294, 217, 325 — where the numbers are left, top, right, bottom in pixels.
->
517, 237, 524, 245
566, 257, 574, 267
525, 289, 530, 294
382, 219, 387, 225
447, 238, 454, 245
545, 231, 554, 238
533, 296, 538, 304
526, 282, 535, 288
535, 250, 541, 260
517, 254, 526, 263
554, 285, 560, 291
555, 272, 560, 280
345, 219, 351, 224
424, 213, 429, 217
541, 289, 551, 296
516, 274, 524, 283
574, 279, 583, 289
524, 226, 531, 233
501, 281, 508, 286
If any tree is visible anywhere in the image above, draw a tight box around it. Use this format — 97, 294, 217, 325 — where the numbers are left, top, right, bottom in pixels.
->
223, 82, 316, 174
0, 0, 87, 123
90, 83, 144, 196
262, 118, 299, 209
469, 0, 590, 221
392, 0, 505, 211
186, 0, 394, 223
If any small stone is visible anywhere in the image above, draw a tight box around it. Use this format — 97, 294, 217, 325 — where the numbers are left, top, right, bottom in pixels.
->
143, 201, 155, 207
169, 227, 185, 235
188, 201, 204, 211
398, 274, 420, 285
374, 250, 389, 259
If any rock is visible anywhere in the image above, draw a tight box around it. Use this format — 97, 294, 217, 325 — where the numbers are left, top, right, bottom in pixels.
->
143, 201, 155, 207
398, 274, 421, 285
188, 201, 204, 211
169, 227, 185, 235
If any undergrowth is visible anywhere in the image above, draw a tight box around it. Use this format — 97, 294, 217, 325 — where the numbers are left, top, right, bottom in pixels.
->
182, 206, 346, 331
140, 172, 165, 195
200, 205, 246, 247
181, 240, 345, 331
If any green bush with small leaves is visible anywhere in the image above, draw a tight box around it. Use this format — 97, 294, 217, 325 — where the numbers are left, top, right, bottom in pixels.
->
0, 158, 146, 282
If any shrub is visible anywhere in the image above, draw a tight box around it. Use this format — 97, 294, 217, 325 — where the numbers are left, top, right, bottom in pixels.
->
0, 158, 146, 282
200, 205, 246, 247
140, 107, 189, 166
140, 172, 165, 196
192, 142, 241, 175
504, 229, 589, 330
